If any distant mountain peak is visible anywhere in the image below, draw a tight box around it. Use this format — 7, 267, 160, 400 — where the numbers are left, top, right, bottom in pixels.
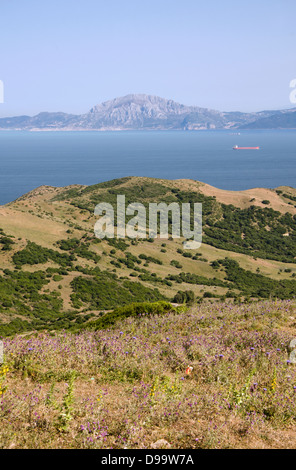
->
0, 95, 295, 131
89, 94, 193, 115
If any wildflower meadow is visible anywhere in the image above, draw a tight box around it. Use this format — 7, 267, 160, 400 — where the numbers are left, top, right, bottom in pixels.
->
1, 299, 296, 449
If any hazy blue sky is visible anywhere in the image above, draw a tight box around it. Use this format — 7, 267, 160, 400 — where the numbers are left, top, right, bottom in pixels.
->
0, 0, 295, 116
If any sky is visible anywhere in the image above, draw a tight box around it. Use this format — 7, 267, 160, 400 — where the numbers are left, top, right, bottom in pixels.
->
0, 0, 296, 116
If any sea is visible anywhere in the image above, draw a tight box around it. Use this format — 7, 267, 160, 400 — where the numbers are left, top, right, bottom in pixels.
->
0, 129, 295, 205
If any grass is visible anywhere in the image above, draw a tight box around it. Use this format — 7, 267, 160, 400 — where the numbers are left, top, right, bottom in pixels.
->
1, 177, 296, 448
1, 299, 296, 449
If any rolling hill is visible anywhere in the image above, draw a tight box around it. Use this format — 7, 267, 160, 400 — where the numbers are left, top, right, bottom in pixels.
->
0, 176, 295, 336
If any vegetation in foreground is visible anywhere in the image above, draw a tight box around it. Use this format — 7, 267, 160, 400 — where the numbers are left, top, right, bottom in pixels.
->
1, 299, 296, 449
0, 177, 296, 337
0, 177, 295, 448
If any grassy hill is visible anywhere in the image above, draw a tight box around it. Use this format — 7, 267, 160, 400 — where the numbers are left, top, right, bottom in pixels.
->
1, 177, 296, 450
0, 176, 295, 336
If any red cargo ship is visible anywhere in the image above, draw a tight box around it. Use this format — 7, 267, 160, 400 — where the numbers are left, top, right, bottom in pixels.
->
233, 145, 259, 150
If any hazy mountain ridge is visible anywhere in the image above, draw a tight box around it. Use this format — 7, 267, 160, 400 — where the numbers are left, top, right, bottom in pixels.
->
240, 109, 296, 129
0, 94, 295, 130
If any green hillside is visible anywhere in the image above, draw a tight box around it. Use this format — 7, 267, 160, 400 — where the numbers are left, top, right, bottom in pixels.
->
0, 177, 295, 336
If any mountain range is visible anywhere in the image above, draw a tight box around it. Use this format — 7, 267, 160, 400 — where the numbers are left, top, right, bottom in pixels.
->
0, 94, 295, 131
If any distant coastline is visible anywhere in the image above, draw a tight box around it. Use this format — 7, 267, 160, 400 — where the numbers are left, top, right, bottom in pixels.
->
0, 94, 295, 131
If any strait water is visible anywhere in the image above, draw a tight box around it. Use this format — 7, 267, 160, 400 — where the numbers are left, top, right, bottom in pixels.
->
0, 129, 295, 205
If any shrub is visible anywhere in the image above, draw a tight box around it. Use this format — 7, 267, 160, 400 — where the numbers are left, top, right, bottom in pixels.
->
87, 301, 173, 330
173, 290, 195, 304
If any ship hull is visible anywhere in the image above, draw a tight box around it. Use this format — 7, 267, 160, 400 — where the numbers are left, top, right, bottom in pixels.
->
233, 146, 259, 150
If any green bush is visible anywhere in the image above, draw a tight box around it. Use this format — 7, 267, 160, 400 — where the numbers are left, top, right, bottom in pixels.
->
173, 290, 195, 304
87, 301, 173, 330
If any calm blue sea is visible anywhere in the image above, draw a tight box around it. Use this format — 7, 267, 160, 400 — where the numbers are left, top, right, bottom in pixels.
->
0, 129, 295, 205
